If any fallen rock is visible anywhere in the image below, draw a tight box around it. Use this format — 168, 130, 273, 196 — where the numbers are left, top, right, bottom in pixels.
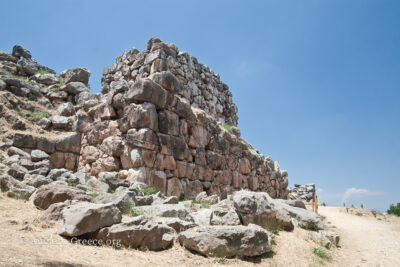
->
132, 203, 189, 220
179, 224, 272, 258
31, 150, 50, 162
0, 175, 36, 200
187, 209, 212, 226
41, 200, 75, 223
95, 215, 174, 250
210, 199, 241, 226
232, 190, 277, 227
58, 202, 121, 237
33, 184, 91, 210
309, 231, 331, 249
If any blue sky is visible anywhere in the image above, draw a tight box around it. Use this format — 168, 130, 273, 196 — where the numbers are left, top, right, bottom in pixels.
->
1, 0, 399, 211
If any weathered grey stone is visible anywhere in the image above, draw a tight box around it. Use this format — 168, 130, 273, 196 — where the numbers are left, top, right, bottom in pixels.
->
210, 199, 241, 226
178, 224, 272, 258
92, 190, 136, 213
51, 116, 70, 130
125, 79, 167, 108
7, 163, 28, 180
158, 110, 179, 136
62, 82, 90, 95
86, 177, 110, 193
187, 209, 212, 226
155, 217, 197, 233
150, 71, 180, 93
126, 128, 158, 150
63, 68, 90, 84
132, 203, 189, 220
95, 215, 174, 250
0, 175, 36, 200
7, 146, 31, 159
31, 150, 50, 162
58, 202, 121, 237
23, 174, 52, 188
13, 133, 36, 149
57, 102, 75, 116
55, 133, 81, 153
36, 118, 52, 130
232, 190, 277, 227
309, 231, 331, 249
126, 102, 158, 131
33, 184, 90, 210
41, 200, 76, 223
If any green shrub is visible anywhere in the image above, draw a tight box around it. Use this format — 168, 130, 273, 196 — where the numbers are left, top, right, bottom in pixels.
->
223, 124, 233, 133
67, 181, 78, 187
387, 203, 400, 216
6, 71, 30, 82
46, 103, 55, 110
266, 224, 281, 235
25, 109, 51, 121
34, 70, 50, 75
312, 247, 331, 260
356, 212, 363, 216
142, 187, 156, 196
201, 202, 211, 209
121, 203, 141, 217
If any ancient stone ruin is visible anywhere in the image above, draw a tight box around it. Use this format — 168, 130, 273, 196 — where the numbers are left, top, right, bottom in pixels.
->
0, 38, 289, 200
78, 37, 289, 199
0, 38, 335, 260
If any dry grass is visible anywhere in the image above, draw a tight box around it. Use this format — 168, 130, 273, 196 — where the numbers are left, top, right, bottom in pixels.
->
0, 194, 327, 267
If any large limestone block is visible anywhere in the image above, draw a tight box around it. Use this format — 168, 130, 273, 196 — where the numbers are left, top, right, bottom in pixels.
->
178, 224, 272, 257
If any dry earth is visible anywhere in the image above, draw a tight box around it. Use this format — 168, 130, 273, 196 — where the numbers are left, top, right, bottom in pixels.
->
0, 194, 399, 267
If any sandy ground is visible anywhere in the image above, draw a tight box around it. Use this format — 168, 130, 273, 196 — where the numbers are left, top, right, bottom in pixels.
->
0, 195, 399, 267
319, 206, 400, 267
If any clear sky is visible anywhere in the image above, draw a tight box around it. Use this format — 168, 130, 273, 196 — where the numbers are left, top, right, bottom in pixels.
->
1, 0, 399, 211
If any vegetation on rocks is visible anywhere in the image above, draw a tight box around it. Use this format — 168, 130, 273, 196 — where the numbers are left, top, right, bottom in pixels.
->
142, 187, 156, 196
312, 247, 331, 260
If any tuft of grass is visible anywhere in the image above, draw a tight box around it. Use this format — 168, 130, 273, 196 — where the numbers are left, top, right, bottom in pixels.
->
142, 187, 156, 196
223, 124, 233, 134
58, 77, 65, 87
34, 70, 50, 75
6, 71, 30, 82
265, 224, 281, 235
201, 202, 211, 209
67, 181, 78, 187
88, 192, 99, 199
377, 218, 382, 221
121, 203, 141, 217
25, 109, 51, 121
319, 215, 327, 221
312, 247, 332, 260
262, 250, 276, 259
7, 191, 27, 200
356, 212, 363, 216
46, 103, 55, 110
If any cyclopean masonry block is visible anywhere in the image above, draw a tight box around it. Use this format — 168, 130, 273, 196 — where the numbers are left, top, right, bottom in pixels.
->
78, 37, 289, 199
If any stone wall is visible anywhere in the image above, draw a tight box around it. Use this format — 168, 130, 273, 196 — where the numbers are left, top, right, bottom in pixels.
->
78, 38, 289, 199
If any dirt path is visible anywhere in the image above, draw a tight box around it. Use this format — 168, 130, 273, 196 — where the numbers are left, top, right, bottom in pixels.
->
319, 206, 400, 267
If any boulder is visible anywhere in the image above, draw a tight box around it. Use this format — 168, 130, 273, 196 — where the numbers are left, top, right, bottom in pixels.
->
155, 217, 197, 233
187, 209, 212, 226
58, 202, 121, 237
55, 133, 81, 153
51, 116, 70, 130
33, 184, 91, 210
132, 203, 189, 220
210, 199, 241, 226
232, 190, 277, 227
41, 200, 75, 223
57, 102, 75, 116
0, 175, 35, 200
178, 224, 272, 258
23, 174, 52, 188
125, 79, 167, 108
149, 71, 180, 93
31, 150, 50, 162
7, 163, 28, 180
95, 215, 174, 250
62, 82, 90, 95
7, 146, 31, 159
320, 231, 340, 247
309, 231, 331, 249
92, 190, 136, 213
273, 200, 324, 230
63, 68, 90, 84
86, 177, 110, 193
